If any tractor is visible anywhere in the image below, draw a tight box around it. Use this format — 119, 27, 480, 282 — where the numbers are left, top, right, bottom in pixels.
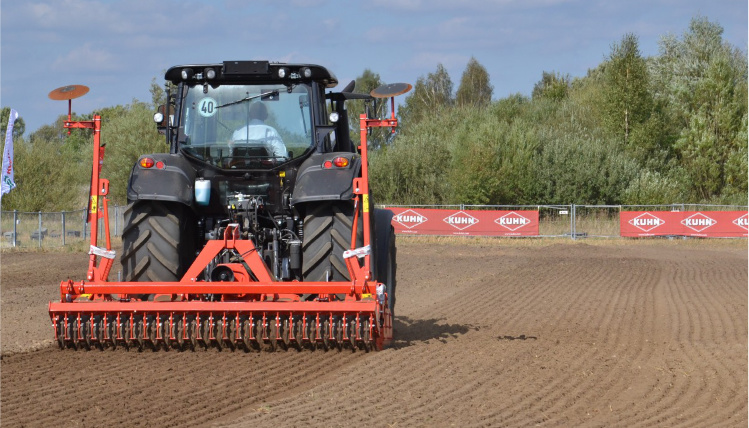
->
49, 61, 410, 351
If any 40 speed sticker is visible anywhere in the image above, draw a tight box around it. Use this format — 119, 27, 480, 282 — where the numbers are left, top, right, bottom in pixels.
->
198, 97, 218, 117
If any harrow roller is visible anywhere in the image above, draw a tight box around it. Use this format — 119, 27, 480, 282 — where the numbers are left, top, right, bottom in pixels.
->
50, 303, 390, 352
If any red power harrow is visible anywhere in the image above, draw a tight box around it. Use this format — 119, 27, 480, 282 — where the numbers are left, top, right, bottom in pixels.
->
48, 85, 406, 352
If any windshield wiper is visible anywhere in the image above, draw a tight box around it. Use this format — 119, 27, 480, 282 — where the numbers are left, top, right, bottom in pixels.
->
217, 90, 280, 109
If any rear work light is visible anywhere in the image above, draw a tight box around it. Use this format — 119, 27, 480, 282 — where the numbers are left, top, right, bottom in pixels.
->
139, 157, 155, 168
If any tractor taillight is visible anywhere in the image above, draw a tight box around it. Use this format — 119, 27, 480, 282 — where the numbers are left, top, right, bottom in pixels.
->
322, 157, 350, 169
139, 157, 155, 168
155, 161, 165, 169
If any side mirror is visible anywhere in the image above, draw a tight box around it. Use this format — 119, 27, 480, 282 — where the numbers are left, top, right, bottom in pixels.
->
153, 104, 174, 134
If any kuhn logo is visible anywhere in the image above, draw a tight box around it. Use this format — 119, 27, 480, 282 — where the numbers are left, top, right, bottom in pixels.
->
681, 212, 716, 232
393, 209, 428, 229
444, 211, 479, 230
628, 212, 665, 232
733, 214, 749, 230
495, 212, 531, 231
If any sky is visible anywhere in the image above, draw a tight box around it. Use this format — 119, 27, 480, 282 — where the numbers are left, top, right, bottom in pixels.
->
1, 0, 746, 134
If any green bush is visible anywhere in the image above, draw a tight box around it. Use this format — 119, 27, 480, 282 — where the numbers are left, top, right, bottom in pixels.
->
100, 100, 168, 204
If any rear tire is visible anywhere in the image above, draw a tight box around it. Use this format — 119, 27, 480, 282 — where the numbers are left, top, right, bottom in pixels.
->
121, 201, 195, 284
302, 202, 363, 283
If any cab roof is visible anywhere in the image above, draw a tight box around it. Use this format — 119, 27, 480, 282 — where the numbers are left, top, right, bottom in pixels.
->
165, 61, 338, 88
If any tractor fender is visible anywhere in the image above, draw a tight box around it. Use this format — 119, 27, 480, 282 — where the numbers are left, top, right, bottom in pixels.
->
126, 153, 196, 206
291, 153, 362, 204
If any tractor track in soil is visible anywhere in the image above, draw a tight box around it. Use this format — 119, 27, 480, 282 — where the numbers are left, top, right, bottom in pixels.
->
1, 240, 746, 427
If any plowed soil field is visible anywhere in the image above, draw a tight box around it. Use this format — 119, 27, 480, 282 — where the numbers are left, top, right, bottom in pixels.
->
1, 239, 747, 427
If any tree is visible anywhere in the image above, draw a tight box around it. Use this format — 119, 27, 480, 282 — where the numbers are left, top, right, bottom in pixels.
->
532, 71, 570, 101
398, 64, 453, 127
651, 16, 748, 200
150, 77, 166, 108
455, 57, 493, 108
0, 135, 87, 211
149, 75, 177, 109
344, 69, 390, 149
101, 100, 169, 204
602, 33, 652, 145
30, 114, 92, 164
0, 107, 26, 141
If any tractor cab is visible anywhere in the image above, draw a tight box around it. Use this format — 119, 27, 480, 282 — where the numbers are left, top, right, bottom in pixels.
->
156, 61, 342, 171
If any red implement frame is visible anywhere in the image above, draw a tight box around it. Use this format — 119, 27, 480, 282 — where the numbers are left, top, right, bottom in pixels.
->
48, 98, 401, 351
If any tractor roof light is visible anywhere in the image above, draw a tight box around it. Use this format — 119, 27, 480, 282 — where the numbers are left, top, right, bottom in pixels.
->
180, 68, 194, 80
277, 67, 289, 79
300, 67, 312, 79
204, 67, 216, 80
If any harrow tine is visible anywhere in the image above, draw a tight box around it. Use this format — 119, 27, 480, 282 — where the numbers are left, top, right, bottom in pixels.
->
267, 315, 278, 352
53, 315, 63, 349
135, 317, 143, 351
188, 316, 198, 351
215, 314, 226, 351
320, 316, 330, 351
240, 317, 253, 352
200, 315, 211, 350
254, 315, 265, 351
224, 314, 237, 351
175, 315, 186, 350
76, 313, 83, 349
102, 313, 110, 347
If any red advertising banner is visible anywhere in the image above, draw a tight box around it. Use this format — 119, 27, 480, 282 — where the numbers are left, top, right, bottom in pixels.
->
620, 211, 748, 237
388, 207, 539, 236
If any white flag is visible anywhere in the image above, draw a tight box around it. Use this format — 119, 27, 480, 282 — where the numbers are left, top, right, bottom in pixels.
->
1, 109, 19, 199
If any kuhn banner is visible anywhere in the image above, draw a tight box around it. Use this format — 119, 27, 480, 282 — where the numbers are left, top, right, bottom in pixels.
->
620, 211, 748, 237
388, 207, 539, 236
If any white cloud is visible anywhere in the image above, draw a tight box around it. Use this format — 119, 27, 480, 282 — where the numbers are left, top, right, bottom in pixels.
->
400, 51, 469, 72
368, 0, 576, 12
290, 0, 327, 6
52, 42, 120, 72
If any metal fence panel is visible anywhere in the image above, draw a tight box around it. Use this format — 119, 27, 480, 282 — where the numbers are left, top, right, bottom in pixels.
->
573, 205, 621, 238
2, 203, 745, 248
